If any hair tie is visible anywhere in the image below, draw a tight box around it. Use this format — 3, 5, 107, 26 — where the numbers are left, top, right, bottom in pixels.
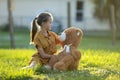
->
35, 19, 41, 32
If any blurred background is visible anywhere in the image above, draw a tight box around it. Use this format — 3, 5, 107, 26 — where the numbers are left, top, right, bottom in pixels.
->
0, 0, 120, 50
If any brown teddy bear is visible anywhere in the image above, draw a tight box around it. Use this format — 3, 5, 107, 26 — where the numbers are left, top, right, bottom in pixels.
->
45, 27, 83, 71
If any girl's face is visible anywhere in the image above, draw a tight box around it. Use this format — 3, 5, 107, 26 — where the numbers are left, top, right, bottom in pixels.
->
42, 17, 53, 31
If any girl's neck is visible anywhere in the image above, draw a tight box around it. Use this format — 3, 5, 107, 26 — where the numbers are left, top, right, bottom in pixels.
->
41, 28, 48, 37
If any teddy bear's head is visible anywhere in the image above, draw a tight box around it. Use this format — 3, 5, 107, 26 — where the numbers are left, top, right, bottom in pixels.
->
59, 27, 83, 48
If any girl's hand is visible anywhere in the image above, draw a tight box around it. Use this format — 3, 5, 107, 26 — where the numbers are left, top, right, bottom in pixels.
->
39, 53, 51, 58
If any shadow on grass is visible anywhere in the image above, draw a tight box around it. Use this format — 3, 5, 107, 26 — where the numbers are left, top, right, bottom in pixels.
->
33, 66, 120, 80
2, 76, 32, 80
34, 66, 102, 80
2, 66, 119, 80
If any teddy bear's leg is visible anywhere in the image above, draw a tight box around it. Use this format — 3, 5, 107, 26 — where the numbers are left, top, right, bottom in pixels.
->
44, 55, 58, 70
53, 56, 74, 71
53, 61, 66, 71
75, 61, 79, 69
69, 61, 79, 70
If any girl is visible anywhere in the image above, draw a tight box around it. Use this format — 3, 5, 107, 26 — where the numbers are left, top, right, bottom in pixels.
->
22, 12, 61, 69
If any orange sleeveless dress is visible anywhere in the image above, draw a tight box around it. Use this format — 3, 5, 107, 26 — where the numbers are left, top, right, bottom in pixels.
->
31, 31, 61, 65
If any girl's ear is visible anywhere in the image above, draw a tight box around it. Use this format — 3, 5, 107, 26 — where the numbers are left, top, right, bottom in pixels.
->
41, 22, 46, 27
41, 22, 44, 26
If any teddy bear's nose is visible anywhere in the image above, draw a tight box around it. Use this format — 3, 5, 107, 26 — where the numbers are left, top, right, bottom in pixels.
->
59, 32, 66, 41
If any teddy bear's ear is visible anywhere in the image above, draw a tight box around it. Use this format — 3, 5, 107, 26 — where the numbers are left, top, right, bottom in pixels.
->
77, 31, 80, 36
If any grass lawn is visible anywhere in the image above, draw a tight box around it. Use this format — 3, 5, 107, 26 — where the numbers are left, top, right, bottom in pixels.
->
0, 30, 120, 80
0, 49, 120, 80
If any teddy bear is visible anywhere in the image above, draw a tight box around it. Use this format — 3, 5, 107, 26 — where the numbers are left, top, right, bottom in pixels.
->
45, 27, 83, 71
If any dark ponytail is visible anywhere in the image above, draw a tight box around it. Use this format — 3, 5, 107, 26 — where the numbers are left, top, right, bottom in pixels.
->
30, 18, 37, 44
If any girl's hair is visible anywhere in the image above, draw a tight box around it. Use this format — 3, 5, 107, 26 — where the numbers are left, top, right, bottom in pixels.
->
30, 12, 53, 44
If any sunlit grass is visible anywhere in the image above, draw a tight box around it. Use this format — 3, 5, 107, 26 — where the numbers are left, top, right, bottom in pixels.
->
0, 49, 120, 80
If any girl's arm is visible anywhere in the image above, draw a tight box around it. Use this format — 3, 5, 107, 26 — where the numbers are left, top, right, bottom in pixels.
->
37, 46, 52, 58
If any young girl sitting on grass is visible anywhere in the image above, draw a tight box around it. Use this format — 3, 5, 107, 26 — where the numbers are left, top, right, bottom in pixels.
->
22, 12, 62, 69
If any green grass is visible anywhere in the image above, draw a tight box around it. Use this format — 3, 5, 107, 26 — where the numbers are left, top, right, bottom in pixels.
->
0, 30, 120, 80
0, 49, 120, 80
